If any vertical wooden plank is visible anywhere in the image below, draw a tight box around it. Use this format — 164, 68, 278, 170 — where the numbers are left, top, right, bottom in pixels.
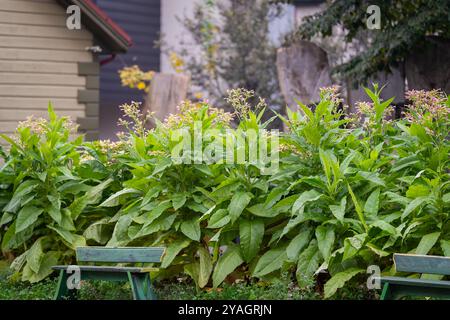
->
143, 73, 190, 124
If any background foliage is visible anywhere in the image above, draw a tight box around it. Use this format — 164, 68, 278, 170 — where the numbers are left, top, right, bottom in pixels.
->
293, 0, 450, 84
163, 0, 286, 126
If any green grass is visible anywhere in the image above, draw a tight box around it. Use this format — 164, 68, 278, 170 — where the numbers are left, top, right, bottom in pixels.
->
0, 278, 375, 301
0, 261, 374, 300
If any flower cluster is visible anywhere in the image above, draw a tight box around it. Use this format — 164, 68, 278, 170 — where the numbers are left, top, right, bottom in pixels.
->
164, 100, 234, 130
93, 139, 128, 155
354, 100, 395, 128
17, 115, 78, 136
118, 65, 154, 92
170, 52, 185, 74
225, 88, 267, 119
404, 89, 449, 125
118, 101, 153, 138
320, 85, 343, 107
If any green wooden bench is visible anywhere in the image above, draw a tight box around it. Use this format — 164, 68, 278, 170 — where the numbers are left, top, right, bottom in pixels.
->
380, 253, 450, 300
52, 246, 165, 300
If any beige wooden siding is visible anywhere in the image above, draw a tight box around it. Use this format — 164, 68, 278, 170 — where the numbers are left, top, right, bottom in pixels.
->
0, 0, 94, 144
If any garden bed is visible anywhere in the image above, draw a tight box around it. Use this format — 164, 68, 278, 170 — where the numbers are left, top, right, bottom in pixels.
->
0, 87, 448, 299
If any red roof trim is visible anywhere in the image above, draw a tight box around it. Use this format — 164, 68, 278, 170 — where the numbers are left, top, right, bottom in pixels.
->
83, 0, 133, 47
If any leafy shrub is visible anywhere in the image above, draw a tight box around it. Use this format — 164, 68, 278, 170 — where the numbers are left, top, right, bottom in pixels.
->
0, 106, 121, 282
276, 86, 449, 297
0, 87, 448, 299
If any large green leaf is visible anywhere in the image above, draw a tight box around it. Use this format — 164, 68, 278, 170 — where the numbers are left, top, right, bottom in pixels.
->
253, 246, 287, 277
1, 221, 34, 251
212, 245, 244, 288
108, 216, 133, 246
264, 187, 287, 208
153, 157, 172, 175
443, 193, 450, 204
161, 238, 191, 268
324, 268, 365, 298
239, 218, 264, 262
0, 212, 14, 227
69, 179, 113, 219
296, 240, 321, 287
315, 225, 335, 261
416, 232, 440, 255
347, 183, 367, 231
441, 240, 450, 256
364, 188, 380, 216
46, 196, 61, 224
370, 220, 398, 236
16, 206, 43, 233
47, 225, 86, 250
246, 203, 277, 218
286, 228, 312, 261
198, 247, 213, 288
358, 171, 386, 187
22, 251, 58, 283
184, 262, 200, 288
228, 191, 252, 223
26, 237, 45, 273
329, 196, 346, 222
141, 186, 162, 207
343, 234, 366, 261
180, 217, 201, 241
406, 184, 430, 198
171, 193, 187, 210
402, 197, 428, 220
83, 218, 111, 245
207, 209, 230, 228
292, 190, 322, 215
140, 200, 173, 227
4, 180, 38, 213
100, 188, 140, 207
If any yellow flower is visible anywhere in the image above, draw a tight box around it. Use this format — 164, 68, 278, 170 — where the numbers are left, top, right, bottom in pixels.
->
137, 82, 146, 90
194, 92, 203, 100
169, 52, 184, 73
118, 65, 154, 92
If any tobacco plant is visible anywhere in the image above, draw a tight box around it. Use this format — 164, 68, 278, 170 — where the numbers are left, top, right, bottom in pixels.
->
0, 106, 117, 282
272, 86, 450, 297
0, 87, 448, 300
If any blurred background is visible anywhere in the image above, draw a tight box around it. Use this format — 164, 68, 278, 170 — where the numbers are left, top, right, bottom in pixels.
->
0, 0, 448, 142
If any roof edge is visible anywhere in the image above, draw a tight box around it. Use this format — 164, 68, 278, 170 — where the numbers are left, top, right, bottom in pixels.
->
56, 0, 133, 53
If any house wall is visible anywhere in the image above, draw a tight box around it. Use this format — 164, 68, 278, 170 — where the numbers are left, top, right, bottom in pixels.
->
0, 0, 96, 144
160, 0, 199, 74
161, 0, 301, 73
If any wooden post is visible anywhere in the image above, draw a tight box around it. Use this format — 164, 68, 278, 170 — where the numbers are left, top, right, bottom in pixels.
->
142, 73, 190, 126
276, 41, 332, 112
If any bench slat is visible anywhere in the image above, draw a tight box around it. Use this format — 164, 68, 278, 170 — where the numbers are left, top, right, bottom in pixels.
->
76, 247, 165, 263
381, 276, 450, 289
394, 253, 450, 275
52, 265, 160, 273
